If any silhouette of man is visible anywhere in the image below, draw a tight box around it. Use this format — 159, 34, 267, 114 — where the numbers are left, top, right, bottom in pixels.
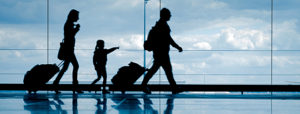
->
142, 8, 183, 94
53, 9, 83, 94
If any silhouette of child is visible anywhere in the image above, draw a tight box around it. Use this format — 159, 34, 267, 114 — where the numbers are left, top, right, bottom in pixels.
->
91, 40, 119, 94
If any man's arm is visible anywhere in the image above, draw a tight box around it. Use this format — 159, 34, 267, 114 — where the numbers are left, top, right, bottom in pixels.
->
170, 37, 183, 52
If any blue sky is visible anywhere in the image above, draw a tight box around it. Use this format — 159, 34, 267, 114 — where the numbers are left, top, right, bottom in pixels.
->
0, 0, 300, 84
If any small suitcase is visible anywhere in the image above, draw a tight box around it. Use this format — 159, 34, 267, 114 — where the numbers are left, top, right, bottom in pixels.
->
24, 63, 60, 93
111, 62, 146, 93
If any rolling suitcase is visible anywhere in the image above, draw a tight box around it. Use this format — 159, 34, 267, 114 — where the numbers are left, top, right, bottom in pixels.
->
111, 62, 146, 93
23, 62, 63, 93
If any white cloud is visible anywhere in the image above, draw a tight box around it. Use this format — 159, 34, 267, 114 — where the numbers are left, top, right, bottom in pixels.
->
207, 53, 270, 67
172, 63, 185, 70
0, 26, 46, 49
14, 51, 22, 57
273, 56, 300, 67
173, 34, 219, 50
220, 27, 269, 49
114, 51, 135, 58
119, 34, 143, 50
111, 0, 142, 9
206, 1, 228, 9
273, 19, 300, 49
172, 62, 195, 74
76, 50, 91, 58
193, 42, 212, 50
192, 62, 207, 69
147, 0, 160, 10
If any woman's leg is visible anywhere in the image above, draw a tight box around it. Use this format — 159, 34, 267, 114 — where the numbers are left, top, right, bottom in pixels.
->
53, 60, 70, 85
69, 53, 82, 93
53, 60, 70, 94
70, 54, 79, 85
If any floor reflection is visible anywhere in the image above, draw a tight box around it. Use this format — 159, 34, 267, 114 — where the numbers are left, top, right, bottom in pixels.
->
94, 94, 107, 114
72, 94, 78, 114
143, 95, 158, 114
110, 94, 164, 114
12, 92, 300, 114
164, 97, 174, 114
111, 94, 143, 113
23, 94, 67, 114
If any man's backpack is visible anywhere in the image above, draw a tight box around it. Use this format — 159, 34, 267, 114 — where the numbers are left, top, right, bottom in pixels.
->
144, 26, 158, 51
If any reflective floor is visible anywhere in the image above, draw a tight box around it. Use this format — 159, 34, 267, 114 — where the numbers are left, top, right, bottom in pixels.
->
0, 91, 300, 114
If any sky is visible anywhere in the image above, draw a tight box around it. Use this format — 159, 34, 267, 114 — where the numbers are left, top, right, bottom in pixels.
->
0, 0, 300, 84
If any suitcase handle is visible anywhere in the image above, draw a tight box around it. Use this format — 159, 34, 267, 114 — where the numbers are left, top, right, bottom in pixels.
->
58, 61, 64, 68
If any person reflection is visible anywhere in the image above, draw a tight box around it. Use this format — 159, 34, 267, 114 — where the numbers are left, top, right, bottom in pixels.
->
143, 95, 158, 114
164, 97, 175, 114
111, 95, 143, 113
95, 95, 107, 114
23, 94, 66, 114
53, 94, 66, 113
72, 94, 78, 114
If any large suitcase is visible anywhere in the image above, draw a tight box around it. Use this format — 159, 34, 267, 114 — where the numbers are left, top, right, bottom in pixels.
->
111, 62, 146, 93
24, 63, 60, 93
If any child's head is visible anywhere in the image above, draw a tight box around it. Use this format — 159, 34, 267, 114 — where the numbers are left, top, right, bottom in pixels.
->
96, 40, 104, 49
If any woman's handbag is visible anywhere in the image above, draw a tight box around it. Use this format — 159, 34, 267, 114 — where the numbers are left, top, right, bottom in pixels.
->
57, 40, 65, 60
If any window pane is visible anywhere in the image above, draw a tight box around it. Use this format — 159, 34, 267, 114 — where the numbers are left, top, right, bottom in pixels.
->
0, 0, 47, 84
273, 0, 300, 85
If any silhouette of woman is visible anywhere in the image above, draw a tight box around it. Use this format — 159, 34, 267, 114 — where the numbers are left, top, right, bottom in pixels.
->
53, 9, 83, 94
142, 8, 183, 94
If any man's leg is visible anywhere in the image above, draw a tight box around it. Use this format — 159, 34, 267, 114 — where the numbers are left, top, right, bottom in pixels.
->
141, 61, 160, 94
141, 61, 160, 86
162, 60, 183, 94
161, 60, 176, 87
